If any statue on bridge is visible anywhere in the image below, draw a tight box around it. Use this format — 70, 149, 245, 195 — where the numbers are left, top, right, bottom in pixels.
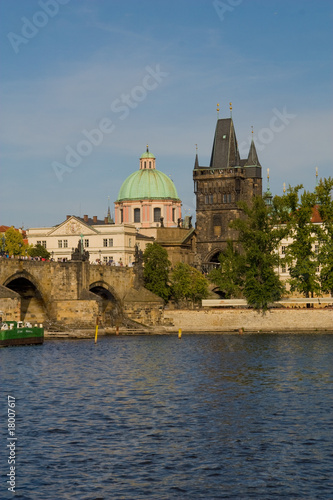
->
133, 244, 144, 289
71, 238, 90, 262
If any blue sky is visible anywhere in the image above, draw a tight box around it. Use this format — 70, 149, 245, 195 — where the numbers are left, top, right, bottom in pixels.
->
0, 0, 332, 229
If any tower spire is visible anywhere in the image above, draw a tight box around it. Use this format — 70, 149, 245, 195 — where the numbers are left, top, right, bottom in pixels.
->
107, 196, 114, 223
194, 144, 199, 169
316, 166, 319, 187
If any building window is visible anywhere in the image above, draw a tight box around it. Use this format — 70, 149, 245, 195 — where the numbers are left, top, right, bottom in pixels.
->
213, 215, 222, 237
281, 246, 286, 254
205, 195, 209, 204
120, 209, 123, 223
58, 240, 62, 248
172, 208, 176, 222
63, 240, 68, 248
223, 194, 227, 203
228, 193, 232, 203
149, 161, 152, 169
108, 238, 113, 247
103, 239, 108, 247
210, 194, 214, 204
42, 241, 47, 248
134, 208, 140, 223
154, 207, 161, 222
194, 181, 198, 193
103, 256, 108, 263
129, 238, 132, 247
84, 239, 89, 248
144, 161, 147, 169
37, 240, 41, 245
281, 266, 286, 273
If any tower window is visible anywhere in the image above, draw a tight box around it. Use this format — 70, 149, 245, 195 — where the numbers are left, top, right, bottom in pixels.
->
149, 161, 152, 168
120, 209, 123, 223
213, 215, 222, 237
154, 207, 161, 222
172, 208, 176, 222
134, 208, 140, 223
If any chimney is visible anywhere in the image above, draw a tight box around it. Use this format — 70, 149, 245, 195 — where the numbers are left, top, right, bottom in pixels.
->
93, 216, 97, 223
66, 215, 71, 220
104, 217, 108, 224
84, 215, 88, 222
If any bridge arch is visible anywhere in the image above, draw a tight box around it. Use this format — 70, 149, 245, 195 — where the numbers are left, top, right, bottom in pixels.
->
3, 271, 48, 323
202, 248, 223, 273
89, 281, 122, 326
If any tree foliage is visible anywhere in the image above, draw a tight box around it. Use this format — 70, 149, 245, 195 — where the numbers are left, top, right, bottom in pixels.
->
28, 244, 51, 259
209, 240, 245, 298
231, 196, 285, 311
170, 263, 209, 304
315, 177, 333, 295
143, 243, 171, 301
276, 185, 320, 298
4, 227, 27, 256
210, 196, 285, 311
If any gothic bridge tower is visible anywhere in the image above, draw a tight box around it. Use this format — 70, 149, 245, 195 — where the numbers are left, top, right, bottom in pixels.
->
193, 106, 262, 270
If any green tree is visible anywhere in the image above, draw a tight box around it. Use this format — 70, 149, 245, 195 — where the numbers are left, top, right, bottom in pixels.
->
143, 243, 171, 301
229, 195, 286, 312
171, 263, 209, 305
209, 240, 245, 298
279, 185, 320, 298
28, 244, 51, 259
315, 177, 333, 296
4, 227, 27, 256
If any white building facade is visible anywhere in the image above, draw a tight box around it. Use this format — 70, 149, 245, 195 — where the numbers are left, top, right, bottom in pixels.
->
26, 215, 153, 265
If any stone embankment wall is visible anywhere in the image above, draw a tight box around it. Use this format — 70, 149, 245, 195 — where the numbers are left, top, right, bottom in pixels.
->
0, 285, 20, 322
164, 308, 333, 332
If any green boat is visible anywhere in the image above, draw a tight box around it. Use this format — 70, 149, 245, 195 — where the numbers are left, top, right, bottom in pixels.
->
0, 316, 44, 347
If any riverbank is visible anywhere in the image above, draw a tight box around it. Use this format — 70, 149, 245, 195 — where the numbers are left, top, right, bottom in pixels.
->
164, 308, 333, 333
43, 307, 333, 338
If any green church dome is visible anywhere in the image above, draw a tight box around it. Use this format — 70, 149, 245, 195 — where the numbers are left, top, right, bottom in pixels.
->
117, 169, 180, 202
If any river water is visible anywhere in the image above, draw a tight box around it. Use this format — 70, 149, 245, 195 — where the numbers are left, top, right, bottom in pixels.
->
1, 333, 332, 499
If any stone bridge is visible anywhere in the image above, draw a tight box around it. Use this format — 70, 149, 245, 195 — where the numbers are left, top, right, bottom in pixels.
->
0, 259, 163, 328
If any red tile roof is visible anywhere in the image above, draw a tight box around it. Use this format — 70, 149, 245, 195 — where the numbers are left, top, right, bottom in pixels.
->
311, 205, 322, 223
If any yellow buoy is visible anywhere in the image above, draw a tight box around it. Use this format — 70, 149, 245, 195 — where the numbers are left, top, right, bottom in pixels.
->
94, 317, 99, 344
178, 328, 182, 339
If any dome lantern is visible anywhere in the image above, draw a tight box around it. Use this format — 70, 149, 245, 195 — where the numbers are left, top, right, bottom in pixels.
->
140, 145, 156, 170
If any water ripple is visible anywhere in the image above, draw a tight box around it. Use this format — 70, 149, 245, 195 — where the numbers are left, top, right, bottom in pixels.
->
1, 333, 333, 499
